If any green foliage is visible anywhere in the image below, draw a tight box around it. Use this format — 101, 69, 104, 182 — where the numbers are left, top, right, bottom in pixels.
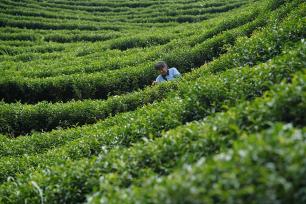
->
110, 35, 171, 50
0, 0, 303, 136
0, 0, 304, 203
0, 0, 303, 104
0, 65, 304, 204
92, 124, 305, 204
0, 42, 304, 186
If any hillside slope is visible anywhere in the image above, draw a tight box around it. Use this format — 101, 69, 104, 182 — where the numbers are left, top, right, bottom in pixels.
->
0, 0, 305, 203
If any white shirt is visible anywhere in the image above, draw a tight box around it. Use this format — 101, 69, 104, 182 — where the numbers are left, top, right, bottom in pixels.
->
155, 67, 181, 83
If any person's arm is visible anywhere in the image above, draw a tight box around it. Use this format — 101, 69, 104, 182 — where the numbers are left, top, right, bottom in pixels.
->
172, 68, 181, 78
152, 75, 162, 85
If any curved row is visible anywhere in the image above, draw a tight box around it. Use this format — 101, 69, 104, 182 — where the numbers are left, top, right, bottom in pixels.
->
0, 39, 303, 166
0, 1, 302, 136
91, 124, 306, 204
0, 1, 304, 203
0, 0, 303, 104
0, 0, 246, 24
0, 10, 272, 103
0, 64, 304, 202
0, 5, 257, 77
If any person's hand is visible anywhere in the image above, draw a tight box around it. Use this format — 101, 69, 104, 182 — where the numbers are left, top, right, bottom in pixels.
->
152, 81, 158, 85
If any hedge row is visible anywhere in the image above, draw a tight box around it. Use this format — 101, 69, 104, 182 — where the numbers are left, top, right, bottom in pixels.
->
19, 0, 242, 16
43, 32, 120, 43
0, 0, 243, 29
116, 2, 244, 23
0, 32, 119, 43
87, 72, 306, 204
0, 15, 270, 134
0, 32, 38, 41
110, 35, 172, 50
91, 124, 306, 204
0, 20, 194, 76
40, 0, 234, 9
1, 2, 258, 78
167, 1, 245, 16
0, 47, 155, 78
0, 15, 124, 31
85, 72, 306, 204
0, 44, 65, 56
0, 40, 303, 174
0, 8, 271, 103
2, 0, 300, 103
3, 4, 246, 65
0, 81, 176, 136
36, 0, 225, 11
0, 0, 245, 23
0, 0, 264, 78
0, 64, 304, 203
0, 1, 301, 136
0, 26, 123, 43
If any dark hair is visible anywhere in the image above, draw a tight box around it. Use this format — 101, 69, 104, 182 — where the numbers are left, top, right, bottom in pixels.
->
155, 61, 168, 70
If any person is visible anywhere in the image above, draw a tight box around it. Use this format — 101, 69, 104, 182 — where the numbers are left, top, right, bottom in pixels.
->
152, 61, 181, 85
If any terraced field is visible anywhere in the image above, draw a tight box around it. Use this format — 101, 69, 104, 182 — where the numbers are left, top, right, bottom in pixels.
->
0, 0, 305, 203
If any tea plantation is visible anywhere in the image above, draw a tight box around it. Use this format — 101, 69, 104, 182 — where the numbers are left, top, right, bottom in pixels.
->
0, 0, 305, 203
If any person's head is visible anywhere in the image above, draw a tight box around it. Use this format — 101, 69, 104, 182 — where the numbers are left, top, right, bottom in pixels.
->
155, 61, 168, 76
